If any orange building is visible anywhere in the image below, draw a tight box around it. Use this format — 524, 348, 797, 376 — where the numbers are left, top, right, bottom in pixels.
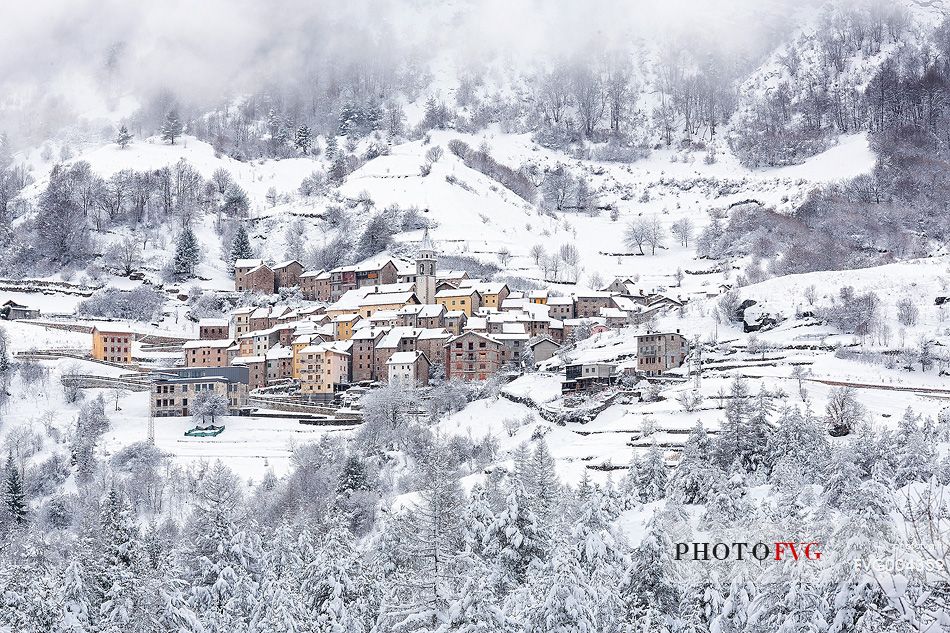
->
91, 327, 133, 364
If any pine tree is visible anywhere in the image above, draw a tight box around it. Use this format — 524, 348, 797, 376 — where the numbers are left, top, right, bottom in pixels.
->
713, 375, 755, 470
228, 225, 253, 276
710, 573, 755, 633
185, 461, 262, 630
97, 486, 147, 630
822, 477, 893, 633
767, 404, 831, 479
173, 225, 200, 278
570, 490, 625, 630
439, 552, 507, 632
524, 440, 560, 531
635, 445, 668, 503
157, 585, 203, 633
744, 386, 774, 473
483, 483, 546, 592
337, 454, 371, 497
325, 135, 339, 161
115, 125, 133, 149
3, 451, 27, 524
58, 561, 92, 633
301, 518, 364, 632
462, 484, 495, 558
0, 325, 11, 374
293, 125, 312, 155
527, 552, 597, 633
678, 572, 725, 633
161, 109, 183, 145
387, 445, 466, 631
668, 421, 715, 504
623, 520, 678, 625
251, 573, 305, 633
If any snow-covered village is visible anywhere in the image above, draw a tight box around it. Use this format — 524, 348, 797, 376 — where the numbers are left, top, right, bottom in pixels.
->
3, 0, 950, 631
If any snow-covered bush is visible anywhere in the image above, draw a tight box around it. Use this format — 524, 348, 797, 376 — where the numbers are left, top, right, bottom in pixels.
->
77, 286, 165, 321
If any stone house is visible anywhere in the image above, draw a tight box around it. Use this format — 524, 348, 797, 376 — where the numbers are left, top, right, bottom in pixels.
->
198, 318, 230, 340
300, 270, 331, 301
184, 339, 236, 368
444, 331, 503, 381
636, 332, 688, 376
273, 260, 304, 289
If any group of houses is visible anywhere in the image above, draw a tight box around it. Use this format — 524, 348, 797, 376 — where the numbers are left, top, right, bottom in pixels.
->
89, 232, 690, 409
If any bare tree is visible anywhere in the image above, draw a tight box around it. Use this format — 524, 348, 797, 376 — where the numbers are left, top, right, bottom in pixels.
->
539, 66, 573, 125
625, 218, 649, 255
605, 53, 634, 136
541, 165, 576, 211
571, 64, 606, 139
671, 217, 694, 247
529, 244, 546, 266
645, 215, 665, 255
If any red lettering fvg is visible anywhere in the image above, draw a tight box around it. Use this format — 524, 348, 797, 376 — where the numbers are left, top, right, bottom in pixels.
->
774, 542, 821, 561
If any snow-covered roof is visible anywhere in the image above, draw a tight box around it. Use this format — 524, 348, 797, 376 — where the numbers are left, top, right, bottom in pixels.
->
446, 331, 501, 346
332, 313, 361, 323
234, 258, 264, 268
573, 290, 613, 299
352, 327, 387, 341
300, 270, 330, 279
358, 291, 417, 307
273, 259, 302, 270
475, 282, 508, 294
464, 317, 487, 331
377, 327, 421, 349
418, 328, 450, 340
183, 339, 234, 349
501, 322, 527, 334
436, 287, 480, 298
388, 350, 425, 365
265, 345, 293, 360
300, 342, 350, 356
198, 318, 229, 327
418, 304, 445, 318
331, 255, 397, 274
232, 355, 265, 364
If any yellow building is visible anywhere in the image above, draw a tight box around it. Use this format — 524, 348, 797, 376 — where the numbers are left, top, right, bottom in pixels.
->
474, 282, 510, 309
298, 343, 350, 399
91, 327, 133, 364
291, 333, 324, 378
435, 288, 482, 316
333, 314, 361, 340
